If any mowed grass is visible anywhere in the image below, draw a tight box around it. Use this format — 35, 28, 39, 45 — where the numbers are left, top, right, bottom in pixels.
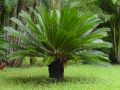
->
1, 64, 120, 90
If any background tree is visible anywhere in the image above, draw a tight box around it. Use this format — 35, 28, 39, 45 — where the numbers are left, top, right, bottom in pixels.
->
87, 0, 120, 64
98, 0, 120, 64
0, 0, 39, 67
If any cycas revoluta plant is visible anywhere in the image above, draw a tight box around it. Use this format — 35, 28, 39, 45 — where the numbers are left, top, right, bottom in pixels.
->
5, 5, 111, 80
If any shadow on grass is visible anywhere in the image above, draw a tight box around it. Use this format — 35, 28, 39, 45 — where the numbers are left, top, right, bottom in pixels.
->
4, 75, 98, 85
65, 76, 97, 84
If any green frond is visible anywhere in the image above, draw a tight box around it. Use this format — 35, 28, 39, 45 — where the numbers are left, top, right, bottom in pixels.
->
5, 5, 112, 64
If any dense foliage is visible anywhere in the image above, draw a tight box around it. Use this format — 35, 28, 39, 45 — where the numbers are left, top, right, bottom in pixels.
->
4, 5, 111, 80
0, 0, 120, 81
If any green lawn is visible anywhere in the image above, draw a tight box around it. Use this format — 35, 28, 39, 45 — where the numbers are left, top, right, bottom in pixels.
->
0, 65, 120, 90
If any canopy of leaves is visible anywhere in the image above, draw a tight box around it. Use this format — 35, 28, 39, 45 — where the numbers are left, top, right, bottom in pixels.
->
5, 5, 112, 64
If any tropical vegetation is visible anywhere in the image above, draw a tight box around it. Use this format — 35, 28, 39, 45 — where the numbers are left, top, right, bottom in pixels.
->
0, 0, 120, 89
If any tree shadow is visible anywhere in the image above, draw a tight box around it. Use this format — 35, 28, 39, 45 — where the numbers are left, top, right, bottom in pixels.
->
65, 76, 97, 84
4, 75, 98, 85
5, 76, 52, 85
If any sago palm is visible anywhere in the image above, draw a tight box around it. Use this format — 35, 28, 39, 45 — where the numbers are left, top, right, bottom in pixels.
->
5, 6, 111, 80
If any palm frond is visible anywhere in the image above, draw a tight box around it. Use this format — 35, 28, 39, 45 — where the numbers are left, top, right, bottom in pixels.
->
5, 5, 112, 63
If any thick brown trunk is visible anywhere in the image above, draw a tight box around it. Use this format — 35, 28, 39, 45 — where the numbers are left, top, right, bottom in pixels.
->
48, 59, 64, 81
30, 57, 36, 65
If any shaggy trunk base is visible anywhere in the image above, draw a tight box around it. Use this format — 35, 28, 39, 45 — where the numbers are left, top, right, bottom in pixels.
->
30, 57, 36, 65
48, 59, 64, 81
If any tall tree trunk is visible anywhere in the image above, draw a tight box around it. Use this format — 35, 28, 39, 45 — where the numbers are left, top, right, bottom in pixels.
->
9, 0, 27, 67
48, 58, 64, 81
110, 16, 120, 64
